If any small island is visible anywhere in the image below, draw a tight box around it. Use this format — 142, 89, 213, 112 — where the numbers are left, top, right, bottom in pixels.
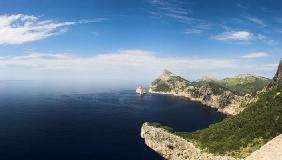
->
136, 85, 146, 95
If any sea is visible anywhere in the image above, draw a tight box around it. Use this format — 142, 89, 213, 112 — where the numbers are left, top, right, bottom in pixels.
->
0, 80, 225, 160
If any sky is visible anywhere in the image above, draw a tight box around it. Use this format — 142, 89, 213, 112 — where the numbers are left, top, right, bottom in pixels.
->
0, 0, 281, 85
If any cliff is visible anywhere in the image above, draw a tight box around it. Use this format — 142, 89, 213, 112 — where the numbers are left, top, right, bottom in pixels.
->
141, 122, 282, 160
245, 134, 282, 160
141, 122, 237, 160
148, 70, 268, 115
268, 59, 282, 89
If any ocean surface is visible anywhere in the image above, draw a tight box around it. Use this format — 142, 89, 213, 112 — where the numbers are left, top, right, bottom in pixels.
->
0, 81, 226, 160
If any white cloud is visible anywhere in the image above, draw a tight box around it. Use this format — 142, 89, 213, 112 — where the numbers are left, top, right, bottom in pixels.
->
0, 50, 277, 81
242, 52, 269, 59
213, 31, 252, 41
245, 16, 266, 27
0, 50, 234, 71
0, 14, 103, 45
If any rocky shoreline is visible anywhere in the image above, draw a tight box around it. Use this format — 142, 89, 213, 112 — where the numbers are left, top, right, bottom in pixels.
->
148, 90, 246, 116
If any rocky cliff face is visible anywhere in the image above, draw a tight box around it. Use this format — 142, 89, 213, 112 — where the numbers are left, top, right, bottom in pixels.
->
141, 122, 282, 160
268, 59, 282, 88
141, 122, 237, 160
245, 134, 282, 160
149, 70, 254, 115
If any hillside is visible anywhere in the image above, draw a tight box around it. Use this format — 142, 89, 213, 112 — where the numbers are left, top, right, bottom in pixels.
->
177, 87, 282, 158
215, 74, 270, 95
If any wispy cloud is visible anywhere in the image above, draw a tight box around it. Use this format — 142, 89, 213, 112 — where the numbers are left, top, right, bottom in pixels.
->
185, 28, 203, 34
0, 14, 104, 45
237, 3, 248, 9
236, 0, 249, 9
253, 33, 278, 45
147, 0, 193, 23
245, 16, 266, 27
185, 23, 211, 34
212, 31, 252, 41
147, 0, 213, 36
0, 49, 277, 81
242, 52, 269, 59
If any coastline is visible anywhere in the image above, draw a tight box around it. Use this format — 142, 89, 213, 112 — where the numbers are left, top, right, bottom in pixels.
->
148, 90, 241, 116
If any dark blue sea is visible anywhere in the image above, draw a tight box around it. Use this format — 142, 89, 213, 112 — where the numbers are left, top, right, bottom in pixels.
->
0, 81, 225, 160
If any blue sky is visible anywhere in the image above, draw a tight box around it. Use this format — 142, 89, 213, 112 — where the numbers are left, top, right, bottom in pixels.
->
0, 0, 281, 83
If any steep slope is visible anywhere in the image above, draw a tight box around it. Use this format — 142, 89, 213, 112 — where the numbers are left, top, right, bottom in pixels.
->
178, 87, 281, 158
150, 69, 190, 93
245, 134, 282, 160
149, 70, 255, 115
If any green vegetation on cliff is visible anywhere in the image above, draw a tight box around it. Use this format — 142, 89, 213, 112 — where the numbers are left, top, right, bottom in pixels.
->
176, 87, 282, 158
150, 78, 172, 92
150, 71, 269, 97
194, 81, 232, 95
216, 74, 270, 95
147, 122, 175, 133
150, 74, 190, 92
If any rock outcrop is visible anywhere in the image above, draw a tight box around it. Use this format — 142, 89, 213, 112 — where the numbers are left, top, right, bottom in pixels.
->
136, 85, 146, 95
141, 122, 237, 160
268, 59, 282, 89
141, 122, 282, 160
148, 70, 255, 115
245, 134, 282, 160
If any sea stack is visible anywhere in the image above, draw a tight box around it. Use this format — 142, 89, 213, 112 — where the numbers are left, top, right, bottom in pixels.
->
136, 85, 146, 95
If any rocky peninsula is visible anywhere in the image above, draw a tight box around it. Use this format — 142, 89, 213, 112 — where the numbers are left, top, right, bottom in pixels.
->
141, 60, 282, 160
141, 122, 237, 160
148, 70, 269, 115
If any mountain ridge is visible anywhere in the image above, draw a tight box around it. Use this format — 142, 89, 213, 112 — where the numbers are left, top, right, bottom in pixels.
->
149, 69, 269, 115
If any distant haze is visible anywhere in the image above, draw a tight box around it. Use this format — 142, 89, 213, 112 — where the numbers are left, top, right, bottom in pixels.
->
0, 50, 277, 86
